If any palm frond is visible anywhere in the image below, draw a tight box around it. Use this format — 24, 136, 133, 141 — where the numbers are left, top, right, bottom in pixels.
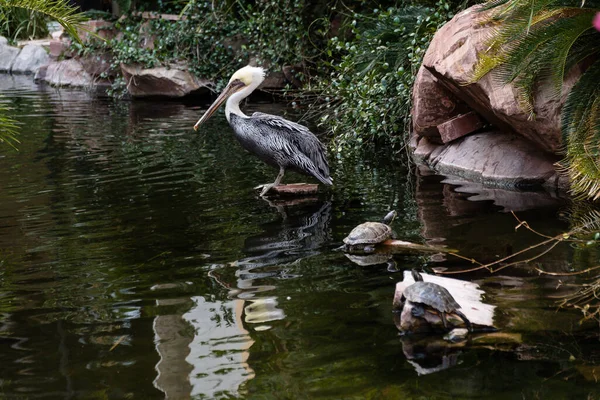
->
561, 62, 600, 199
1, 0, 88, 43
473, 0, 600, 199
0, 103, 20, 150
568, 205, 600, 233
495, 10, 594, 98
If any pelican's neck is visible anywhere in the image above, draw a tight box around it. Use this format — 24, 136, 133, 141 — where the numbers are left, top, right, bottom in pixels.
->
225, 77, 263, 123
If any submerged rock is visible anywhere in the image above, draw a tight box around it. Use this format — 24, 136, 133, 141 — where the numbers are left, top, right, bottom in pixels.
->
412, 131, 567, 190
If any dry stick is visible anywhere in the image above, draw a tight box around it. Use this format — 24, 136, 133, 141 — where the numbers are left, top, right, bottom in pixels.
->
109, 335, 127, 352
511, 211, 554, 239
534, 265, 600, 276
511, 211, 586, 243
440, 212, 594, 275
441, 234, 562, 274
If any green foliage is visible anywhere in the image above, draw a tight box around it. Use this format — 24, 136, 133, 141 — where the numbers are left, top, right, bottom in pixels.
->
0, 0, 88, 43
72, 0, 329, 94
472, 0, 600, 199
0, 103, 20, 150
561, 61, 600, 200
0, 4, 48, 42
314, 2, 455, 152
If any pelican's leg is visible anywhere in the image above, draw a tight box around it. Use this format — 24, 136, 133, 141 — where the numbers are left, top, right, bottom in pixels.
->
257, 167, 285, 196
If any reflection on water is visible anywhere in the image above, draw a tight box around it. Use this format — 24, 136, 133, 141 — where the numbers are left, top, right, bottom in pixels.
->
0, 75, 599, 399
235, 200, 331, 328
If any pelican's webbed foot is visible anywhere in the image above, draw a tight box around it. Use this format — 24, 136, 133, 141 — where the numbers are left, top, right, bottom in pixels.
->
255, 183, 276, 197
255, 167, 285, 197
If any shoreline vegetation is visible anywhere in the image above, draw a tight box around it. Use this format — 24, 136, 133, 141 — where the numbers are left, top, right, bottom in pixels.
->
1, 0, 460, 152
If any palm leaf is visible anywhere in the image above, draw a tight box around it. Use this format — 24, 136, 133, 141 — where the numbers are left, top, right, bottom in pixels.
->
0, 103, 21, 150
561, 62, 600, 199
494, 10, 595, 98
474, 0, 600, 199
0, 0, 88, 43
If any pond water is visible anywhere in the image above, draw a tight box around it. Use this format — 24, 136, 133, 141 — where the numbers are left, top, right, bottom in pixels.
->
0, 75, 598, 399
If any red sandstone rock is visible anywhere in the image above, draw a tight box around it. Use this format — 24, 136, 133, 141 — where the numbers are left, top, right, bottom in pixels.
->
437, 111, 484, 143
49, 39, 67, 58
120, 63, 212, 98
37, 59, 93, 87
78, 20, 115, 43
413, 5, 582, 154
412, 67, 468, 142
79, 53, 113, 77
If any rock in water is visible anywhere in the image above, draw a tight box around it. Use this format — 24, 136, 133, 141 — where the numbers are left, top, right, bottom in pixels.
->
120, 64, 212, 98
0, 37, 20, 72
11, 44, 49, 74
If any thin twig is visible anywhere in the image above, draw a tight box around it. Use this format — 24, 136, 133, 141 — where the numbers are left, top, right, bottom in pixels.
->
534, 265, 600, 276
109, 335, 127, 352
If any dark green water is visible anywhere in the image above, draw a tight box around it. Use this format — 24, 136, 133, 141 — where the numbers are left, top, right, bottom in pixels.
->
0, 75, 598, 399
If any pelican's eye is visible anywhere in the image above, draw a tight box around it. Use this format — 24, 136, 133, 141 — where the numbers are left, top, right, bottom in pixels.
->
230, 78, 247, 89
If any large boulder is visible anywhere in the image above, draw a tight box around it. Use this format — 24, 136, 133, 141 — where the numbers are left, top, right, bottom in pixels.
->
36, 59, 93, 87
120, 63, 212, 98
412, 5, 580, 154
11, 44, 50, 74
0, 36, 20, 72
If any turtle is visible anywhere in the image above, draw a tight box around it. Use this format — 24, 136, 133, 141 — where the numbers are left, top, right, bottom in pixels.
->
401, 270, 472, 332
343, 210, 397, 253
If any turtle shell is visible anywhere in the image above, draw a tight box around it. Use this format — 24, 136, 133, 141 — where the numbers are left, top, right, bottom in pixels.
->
403, 281, 461, 313
343, 221, 392, 245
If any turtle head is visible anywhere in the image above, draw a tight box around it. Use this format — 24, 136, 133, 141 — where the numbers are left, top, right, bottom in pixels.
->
410, 303, 426, 317
382, 210, 397, 225
411, 269, 424, 282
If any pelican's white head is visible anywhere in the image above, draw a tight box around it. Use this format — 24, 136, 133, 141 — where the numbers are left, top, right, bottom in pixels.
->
194, 65, 267, 130
229, 65, 266, 87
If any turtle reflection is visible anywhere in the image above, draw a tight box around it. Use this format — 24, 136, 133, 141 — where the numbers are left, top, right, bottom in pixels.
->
343, 252, 397, 271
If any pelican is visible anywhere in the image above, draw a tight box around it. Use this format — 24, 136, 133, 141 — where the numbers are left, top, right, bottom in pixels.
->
194, 65, 332, 196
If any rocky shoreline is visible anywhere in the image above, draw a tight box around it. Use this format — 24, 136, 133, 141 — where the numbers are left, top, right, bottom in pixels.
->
410, 6, 573, 192
0, 6, 575, 193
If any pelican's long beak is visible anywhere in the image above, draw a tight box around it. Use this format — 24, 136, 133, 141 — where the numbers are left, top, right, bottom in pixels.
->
193, 79, 245, 131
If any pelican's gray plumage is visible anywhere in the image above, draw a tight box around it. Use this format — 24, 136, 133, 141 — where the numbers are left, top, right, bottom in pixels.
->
194, 65, 332, 196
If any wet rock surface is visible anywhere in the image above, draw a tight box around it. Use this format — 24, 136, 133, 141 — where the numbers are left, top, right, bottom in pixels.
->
412, 131, 565, 190
36, 59, 93, 87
